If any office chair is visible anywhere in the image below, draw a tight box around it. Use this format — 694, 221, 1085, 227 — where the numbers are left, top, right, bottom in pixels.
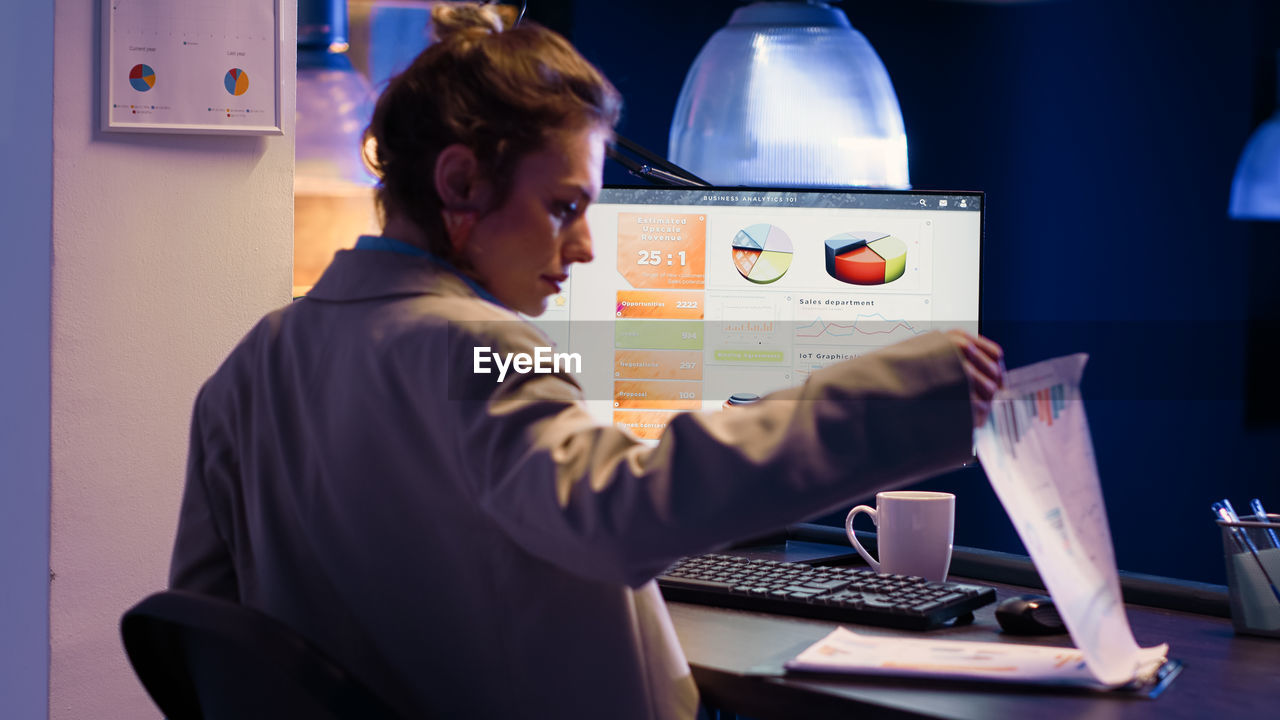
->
121, 590, 407, 720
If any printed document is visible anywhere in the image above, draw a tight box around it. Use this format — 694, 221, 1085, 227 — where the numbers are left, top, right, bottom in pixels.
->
974, 353, 1166, 686
788, 627, 1168, 690
788, 354, 1168, 689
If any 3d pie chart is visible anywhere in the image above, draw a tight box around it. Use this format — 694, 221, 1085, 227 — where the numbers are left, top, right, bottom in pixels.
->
129, 64, 156, 92
824, 232, 907, 285
225, 68, 250, 96
732, 223, 793, 284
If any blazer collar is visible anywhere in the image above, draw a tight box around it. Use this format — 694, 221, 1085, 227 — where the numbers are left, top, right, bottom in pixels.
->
306, 244, 494, 305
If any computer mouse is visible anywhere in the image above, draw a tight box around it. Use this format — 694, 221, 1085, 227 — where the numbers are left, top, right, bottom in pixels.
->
994, 594, 1067, 635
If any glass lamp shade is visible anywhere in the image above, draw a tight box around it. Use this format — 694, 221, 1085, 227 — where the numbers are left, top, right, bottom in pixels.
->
669, 1, 909, 188
1229, 111, 1280, 220
1230, 51, 1280, 221
295, 49, 376, 189
294, 49, 379, 296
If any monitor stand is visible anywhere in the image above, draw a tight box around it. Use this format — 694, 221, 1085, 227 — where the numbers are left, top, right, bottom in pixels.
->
725, 524, 874, 566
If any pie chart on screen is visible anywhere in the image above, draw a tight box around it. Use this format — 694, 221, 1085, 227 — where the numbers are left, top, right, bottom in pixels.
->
824, 232, 907, 285
225, 68, 249, 96
129, 64, 156, 92
732, 223, 793, 284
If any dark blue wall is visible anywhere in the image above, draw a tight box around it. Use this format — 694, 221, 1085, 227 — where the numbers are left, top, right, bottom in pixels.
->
556, 0, 1280, 585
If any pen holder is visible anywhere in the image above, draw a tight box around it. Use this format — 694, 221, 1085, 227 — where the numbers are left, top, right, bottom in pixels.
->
1218, 515, 1280, 638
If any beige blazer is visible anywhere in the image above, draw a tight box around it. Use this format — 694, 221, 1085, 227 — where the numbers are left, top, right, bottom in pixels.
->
171, 247, 974, 719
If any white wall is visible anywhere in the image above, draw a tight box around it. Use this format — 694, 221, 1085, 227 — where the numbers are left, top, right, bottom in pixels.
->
0, 4, 53, 719
49, 2, 296, 717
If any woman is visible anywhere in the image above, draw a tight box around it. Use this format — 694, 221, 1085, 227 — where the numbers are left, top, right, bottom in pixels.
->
171, 4, 1004, 718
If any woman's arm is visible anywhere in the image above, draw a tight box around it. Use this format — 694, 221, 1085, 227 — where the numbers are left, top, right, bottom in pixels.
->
169, 388, 240, 599
447, 323, 974, 588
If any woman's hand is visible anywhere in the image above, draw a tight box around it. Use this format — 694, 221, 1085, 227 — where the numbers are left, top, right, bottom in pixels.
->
946, 330, 1006, 428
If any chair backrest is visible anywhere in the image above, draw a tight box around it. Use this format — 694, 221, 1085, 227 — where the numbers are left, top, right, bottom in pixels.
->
121, 590, 407, 720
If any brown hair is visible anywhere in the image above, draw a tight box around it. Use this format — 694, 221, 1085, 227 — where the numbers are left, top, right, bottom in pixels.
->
363, 3, 622, 257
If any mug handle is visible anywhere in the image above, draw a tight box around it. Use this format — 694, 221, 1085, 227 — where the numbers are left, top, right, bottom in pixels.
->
845, 505, 880, 572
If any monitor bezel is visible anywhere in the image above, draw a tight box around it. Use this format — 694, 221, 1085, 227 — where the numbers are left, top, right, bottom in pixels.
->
591, 184, 986, 338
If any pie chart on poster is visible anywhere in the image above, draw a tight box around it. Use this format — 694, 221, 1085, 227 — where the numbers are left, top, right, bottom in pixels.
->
225, 68, 250, 96
129, 64, 156, 92
824, 232, 907, 285
732, 223, 793, 284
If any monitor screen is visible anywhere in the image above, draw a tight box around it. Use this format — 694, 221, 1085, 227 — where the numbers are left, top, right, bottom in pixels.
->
534, 186, 984, 440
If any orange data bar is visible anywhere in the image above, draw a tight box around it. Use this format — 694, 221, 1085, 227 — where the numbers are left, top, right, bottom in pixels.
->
613, 380, 702, 411
613, 410, 679, 441
615, 289, 705, 320
614, 349, 703, 381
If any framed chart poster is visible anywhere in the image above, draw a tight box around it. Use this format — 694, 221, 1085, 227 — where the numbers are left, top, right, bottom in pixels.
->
102, 0, 283, 135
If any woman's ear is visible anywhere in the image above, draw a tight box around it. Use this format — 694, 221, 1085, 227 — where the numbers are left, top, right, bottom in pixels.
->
434, 144, 488, 210
435, 144, 489, 252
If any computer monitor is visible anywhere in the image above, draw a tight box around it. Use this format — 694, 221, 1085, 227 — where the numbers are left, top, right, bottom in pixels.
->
535, 186, 984, 439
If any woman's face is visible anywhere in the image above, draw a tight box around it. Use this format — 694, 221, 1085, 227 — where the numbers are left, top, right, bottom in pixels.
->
461, 124, 608, 316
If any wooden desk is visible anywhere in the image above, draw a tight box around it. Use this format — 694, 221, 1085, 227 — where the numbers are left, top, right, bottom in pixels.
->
669, 542, 1280, 719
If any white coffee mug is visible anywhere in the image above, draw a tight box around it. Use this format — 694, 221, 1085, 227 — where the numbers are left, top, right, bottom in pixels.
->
845, 491, 955, 582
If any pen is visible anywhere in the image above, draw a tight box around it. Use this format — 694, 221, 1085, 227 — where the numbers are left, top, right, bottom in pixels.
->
1212, 501, 1280, 604
1212, 501, 1248, 552
1220, 499, 1264, 554
1221, 499, 1261, 552
1249, 498, 1280, 549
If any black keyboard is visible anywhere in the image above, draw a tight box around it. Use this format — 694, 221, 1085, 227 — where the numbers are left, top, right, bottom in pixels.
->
657, 554, 997, 630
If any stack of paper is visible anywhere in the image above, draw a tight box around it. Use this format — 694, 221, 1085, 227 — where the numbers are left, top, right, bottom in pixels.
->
788, 627, 1168, 691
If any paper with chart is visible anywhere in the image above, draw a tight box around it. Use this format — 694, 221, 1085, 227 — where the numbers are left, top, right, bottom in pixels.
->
105, 0, 280, 133
974, 353, 1166, 687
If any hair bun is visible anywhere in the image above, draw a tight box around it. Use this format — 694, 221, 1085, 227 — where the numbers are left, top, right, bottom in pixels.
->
431, 3, 520, 42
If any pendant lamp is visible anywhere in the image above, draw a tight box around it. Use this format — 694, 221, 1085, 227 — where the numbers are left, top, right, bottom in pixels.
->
1229, 51, 1280, 220
669, 0, 909, 188
296, 0, 376, 188
294, 0, 379, 295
